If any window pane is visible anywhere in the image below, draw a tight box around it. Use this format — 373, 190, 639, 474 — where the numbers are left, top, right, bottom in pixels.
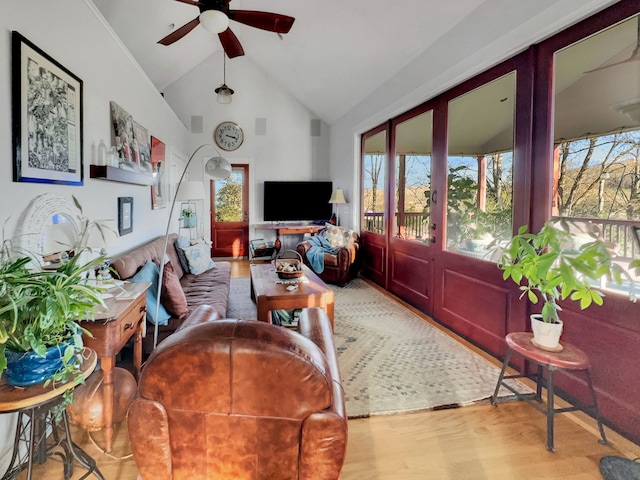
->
553, 13, 640, 287
215, 168, 243, 222
394, 111, 432, 243
446, 72, 516, 260
363, 131, 386, 234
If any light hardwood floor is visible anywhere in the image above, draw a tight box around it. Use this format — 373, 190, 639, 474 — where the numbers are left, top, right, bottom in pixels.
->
18, 260, 638, 479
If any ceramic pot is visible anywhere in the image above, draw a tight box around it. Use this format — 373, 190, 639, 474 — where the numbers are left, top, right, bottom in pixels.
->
530, 314, 563, 350
4, 343, 71, 387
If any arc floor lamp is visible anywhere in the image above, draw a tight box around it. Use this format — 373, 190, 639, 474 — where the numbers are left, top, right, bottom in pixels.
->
153, 144, 231, 348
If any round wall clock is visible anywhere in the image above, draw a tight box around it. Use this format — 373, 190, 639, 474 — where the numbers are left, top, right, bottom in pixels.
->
214, 121, 244, 151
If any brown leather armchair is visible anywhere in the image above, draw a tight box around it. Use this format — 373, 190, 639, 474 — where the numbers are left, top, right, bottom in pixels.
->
127, 307, 347, 480
296, 232, 360, 287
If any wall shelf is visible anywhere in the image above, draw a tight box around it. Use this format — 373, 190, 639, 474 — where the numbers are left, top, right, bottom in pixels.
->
89, 165, 155, 186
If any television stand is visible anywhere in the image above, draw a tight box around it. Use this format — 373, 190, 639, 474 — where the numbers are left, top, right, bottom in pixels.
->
254, 223, 324, 253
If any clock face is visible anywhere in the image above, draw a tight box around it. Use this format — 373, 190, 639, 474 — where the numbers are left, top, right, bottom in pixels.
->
214, 122, 244, 151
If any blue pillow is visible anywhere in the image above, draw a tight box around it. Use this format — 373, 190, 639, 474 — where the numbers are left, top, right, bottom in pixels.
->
130, 261, 170, 326
174, 236, 191, 274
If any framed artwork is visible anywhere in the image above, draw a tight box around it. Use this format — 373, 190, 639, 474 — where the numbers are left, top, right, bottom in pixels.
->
118, 197, 133, 236
12, 31, 83, 186
150, 136, 166, 210
133, 121, 152, 174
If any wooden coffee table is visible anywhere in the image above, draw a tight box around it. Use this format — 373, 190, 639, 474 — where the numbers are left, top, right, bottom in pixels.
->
250, 263, 334, 330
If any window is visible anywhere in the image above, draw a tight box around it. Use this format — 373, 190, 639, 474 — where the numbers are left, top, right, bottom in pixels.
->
446, 72, 516, 260
552, 13, 640, 283
362, 130, 387, 234
394, 111, 433, 243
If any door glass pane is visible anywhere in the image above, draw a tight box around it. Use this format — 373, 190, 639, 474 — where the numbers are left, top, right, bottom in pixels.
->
394, 111, 432, 243
553, 13, 640, 287
446, 72, 516, 260
363, 131, 387, 234
214, 167, 244, 222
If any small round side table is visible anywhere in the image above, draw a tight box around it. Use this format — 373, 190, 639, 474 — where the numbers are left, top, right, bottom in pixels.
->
490, 332, 608, 452
0, 348, 104, 480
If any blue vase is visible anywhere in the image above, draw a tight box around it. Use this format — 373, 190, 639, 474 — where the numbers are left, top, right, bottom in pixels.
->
4, 343, 71, 387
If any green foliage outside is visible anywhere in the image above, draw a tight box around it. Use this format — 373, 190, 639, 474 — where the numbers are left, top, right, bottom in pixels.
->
215, 177, 242, 222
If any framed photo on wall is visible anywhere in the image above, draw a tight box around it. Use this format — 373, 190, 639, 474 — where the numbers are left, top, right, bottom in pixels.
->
12, 31, 83, 186
118, 197, 133, 236
150, 136, 166, 210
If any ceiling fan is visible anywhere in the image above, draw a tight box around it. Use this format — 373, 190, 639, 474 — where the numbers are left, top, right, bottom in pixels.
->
157, 0, 295, 58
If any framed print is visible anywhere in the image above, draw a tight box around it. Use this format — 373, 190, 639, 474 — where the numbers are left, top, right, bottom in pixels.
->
118, 197, 133, 236
150, 136, 166, 210
12, 31, 83, 186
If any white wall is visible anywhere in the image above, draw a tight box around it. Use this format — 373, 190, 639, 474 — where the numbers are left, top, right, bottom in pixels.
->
0, 0, 190, 257
328, 0, 620, 229
0, 0, 190, 467
162, 51, 331, 238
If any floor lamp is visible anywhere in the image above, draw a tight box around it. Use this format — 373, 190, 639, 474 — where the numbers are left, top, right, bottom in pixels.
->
153, 144, 231, 349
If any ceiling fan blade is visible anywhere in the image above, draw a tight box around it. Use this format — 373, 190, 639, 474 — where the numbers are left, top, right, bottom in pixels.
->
174, 0, 206, 7
228, 10, 295, 34
218, 28, 245, 58
158, 17, 200, 45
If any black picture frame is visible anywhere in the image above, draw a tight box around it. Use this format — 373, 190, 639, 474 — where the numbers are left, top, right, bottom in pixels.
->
12, 31, 83, 186
118, 197, 133, 236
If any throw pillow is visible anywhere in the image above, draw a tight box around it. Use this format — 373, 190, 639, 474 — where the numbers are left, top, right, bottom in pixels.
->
161, 261, 189, 319
130, 261, 170, 326
174, 236, 191, 274
183, 242, 216, 275
323, 223, 357, 247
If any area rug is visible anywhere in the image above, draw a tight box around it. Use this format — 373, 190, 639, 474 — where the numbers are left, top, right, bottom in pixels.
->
227, 277, 527, 418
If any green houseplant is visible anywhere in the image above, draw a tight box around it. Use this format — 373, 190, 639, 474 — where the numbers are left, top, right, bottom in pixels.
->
498, 219, 630, 349
181, 208, 196, 228
0, 197, 107, 394
0, 249, 105, 389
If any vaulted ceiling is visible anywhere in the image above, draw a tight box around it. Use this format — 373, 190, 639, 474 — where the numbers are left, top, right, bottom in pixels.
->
93, 0, 630, 128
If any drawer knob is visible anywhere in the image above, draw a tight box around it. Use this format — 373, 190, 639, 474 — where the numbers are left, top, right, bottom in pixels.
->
139, 305, 147, 313
124, 322, 134, 331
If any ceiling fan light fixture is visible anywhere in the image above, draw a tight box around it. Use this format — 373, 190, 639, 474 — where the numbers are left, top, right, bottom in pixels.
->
199, 10, 229, 34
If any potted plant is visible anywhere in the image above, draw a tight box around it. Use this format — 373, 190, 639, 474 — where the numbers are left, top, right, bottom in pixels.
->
0, 198, 107, 405
0, 248, 105, 393
498, 219, 630, 350
181, 208, 196, 228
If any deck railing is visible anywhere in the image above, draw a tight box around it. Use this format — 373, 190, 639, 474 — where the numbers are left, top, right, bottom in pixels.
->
362, 212, 640, 261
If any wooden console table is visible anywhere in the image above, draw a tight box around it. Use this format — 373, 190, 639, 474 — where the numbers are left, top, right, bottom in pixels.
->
254, 224, 324, 253
79, 281, 150, 453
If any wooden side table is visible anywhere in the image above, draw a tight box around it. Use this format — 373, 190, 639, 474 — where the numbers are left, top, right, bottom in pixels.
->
0, 349, 102, 480
490, 332, 608, 452
79, 281, 150, 453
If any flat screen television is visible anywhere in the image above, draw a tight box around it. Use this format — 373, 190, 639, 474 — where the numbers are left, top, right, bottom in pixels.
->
263, 181, 333, 222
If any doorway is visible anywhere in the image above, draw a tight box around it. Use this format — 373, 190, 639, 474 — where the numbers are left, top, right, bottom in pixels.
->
210, 164, 249, 258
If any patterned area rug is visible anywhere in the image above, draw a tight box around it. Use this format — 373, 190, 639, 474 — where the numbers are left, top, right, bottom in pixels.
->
227, 277, 527, 418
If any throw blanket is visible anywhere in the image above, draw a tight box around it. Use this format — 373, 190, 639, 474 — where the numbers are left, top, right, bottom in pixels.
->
305, 235, 341, 273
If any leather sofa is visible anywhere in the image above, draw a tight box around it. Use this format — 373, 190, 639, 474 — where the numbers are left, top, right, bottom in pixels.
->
127, 306, 348, 480
111, 234, 230, 353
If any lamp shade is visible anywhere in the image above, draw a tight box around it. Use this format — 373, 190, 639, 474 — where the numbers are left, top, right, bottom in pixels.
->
86, 219, 118, 250
176, 180, 206, 201
215, 84, 234, 104
329, 189, 347, 205
199, 10, 229, 34
205, 156, 232, 180
43, 223, 76, 255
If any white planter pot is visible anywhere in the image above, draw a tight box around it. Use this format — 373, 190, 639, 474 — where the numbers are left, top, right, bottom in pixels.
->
530, 314, 563, 350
